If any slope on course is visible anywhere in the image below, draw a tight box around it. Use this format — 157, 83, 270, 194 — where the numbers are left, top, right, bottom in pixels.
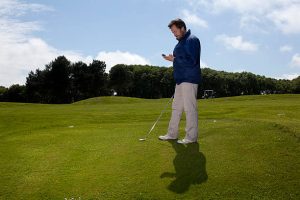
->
0, 94, 299, 199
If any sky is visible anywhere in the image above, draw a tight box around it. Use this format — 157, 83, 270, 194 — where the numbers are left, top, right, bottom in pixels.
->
1, 0, 300, 87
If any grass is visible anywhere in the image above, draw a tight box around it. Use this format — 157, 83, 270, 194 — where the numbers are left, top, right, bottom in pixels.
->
0, 94, 299, 199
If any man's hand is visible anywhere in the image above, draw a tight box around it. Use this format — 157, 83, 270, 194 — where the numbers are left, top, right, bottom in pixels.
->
163, 54, 174, 62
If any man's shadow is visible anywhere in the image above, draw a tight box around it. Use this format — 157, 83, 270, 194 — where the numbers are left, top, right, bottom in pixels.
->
160, 141, 208, 194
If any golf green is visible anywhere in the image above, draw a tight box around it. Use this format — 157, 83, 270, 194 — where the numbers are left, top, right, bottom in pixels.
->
1, 94, 299, 199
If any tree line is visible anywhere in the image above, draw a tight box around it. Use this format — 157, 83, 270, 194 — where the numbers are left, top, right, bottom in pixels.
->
0, 56, 299, 104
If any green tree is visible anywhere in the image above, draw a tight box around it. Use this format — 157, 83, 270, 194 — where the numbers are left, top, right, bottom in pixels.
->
292, 76, 300, 93
109, 64, 134, 96
1, 84, 26, 102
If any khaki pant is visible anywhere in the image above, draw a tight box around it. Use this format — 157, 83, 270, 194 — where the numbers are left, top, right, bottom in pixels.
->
167, 82, 199, 142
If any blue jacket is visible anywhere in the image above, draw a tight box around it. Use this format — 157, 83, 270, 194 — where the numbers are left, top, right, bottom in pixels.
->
173, 29, 201, 85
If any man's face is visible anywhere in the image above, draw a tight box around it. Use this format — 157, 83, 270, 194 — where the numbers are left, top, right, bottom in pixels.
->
170, 25, 186, 40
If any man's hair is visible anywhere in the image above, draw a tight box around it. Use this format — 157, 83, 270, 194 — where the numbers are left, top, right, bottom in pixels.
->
168, 18, 186, 30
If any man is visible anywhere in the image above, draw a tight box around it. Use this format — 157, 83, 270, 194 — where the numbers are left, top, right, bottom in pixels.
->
159, 18, 201, 144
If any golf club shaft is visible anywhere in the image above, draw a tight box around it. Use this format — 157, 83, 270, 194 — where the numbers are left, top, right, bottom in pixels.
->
143, 94, 174, 139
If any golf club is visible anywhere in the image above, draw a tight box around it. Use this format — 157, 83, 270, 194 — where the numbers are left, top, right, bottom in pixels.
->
139, 94, 174, 141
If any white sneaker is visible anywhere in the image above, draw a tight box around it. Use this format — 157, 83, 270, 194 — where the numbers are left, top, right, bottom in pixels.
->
177, 138, 196, 144
158, 135, 177, 141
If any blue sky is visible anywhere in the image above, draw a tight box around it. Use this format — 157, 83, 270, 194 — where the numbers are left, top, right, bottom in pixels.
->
1, 0, 300, 87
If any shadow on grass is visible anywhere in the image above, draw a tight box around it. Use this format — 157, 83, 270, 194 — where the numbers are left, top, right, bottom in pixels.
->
160, 141, 208, 194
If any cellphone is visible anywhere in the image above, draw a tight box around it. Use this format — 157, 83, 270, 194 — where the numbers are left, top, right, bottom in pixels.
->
162, 54, 166, 57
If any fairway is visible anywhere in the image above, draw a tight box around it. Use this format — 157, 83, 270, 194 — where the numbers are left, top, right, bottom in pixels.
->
1, 94, 299, 199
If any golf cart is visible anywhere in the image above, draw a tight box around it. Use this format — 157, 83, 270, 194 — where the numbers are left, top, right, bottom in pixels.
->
202, 90, 215, 99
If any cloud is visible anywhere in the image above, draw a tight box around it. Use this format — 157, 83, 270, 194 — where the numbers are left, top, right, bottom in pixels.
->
291, 54, 300, 68
280, 45, 293, 53
0, 1, 91, 87
200, 59, 208, 67
232, 68, 247, 73
215, 34, 258, 52
239, 15, 269, 33
0, 0, 53, 17
181, 9, 208, 28
267, 4, 300, 34
0, 35, 93, 87
275, 73, 299, 80
186, 0, 279, 15
0, 1, 54, 87
96, 51, 150, 73
0, 0, 150, 87
240, 15, 260, 28
186, 0, 300, 34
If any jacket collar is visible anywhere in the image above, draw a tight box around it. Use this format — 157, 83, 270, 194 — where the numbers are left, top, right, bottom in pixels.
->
178, 29, 191, 41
